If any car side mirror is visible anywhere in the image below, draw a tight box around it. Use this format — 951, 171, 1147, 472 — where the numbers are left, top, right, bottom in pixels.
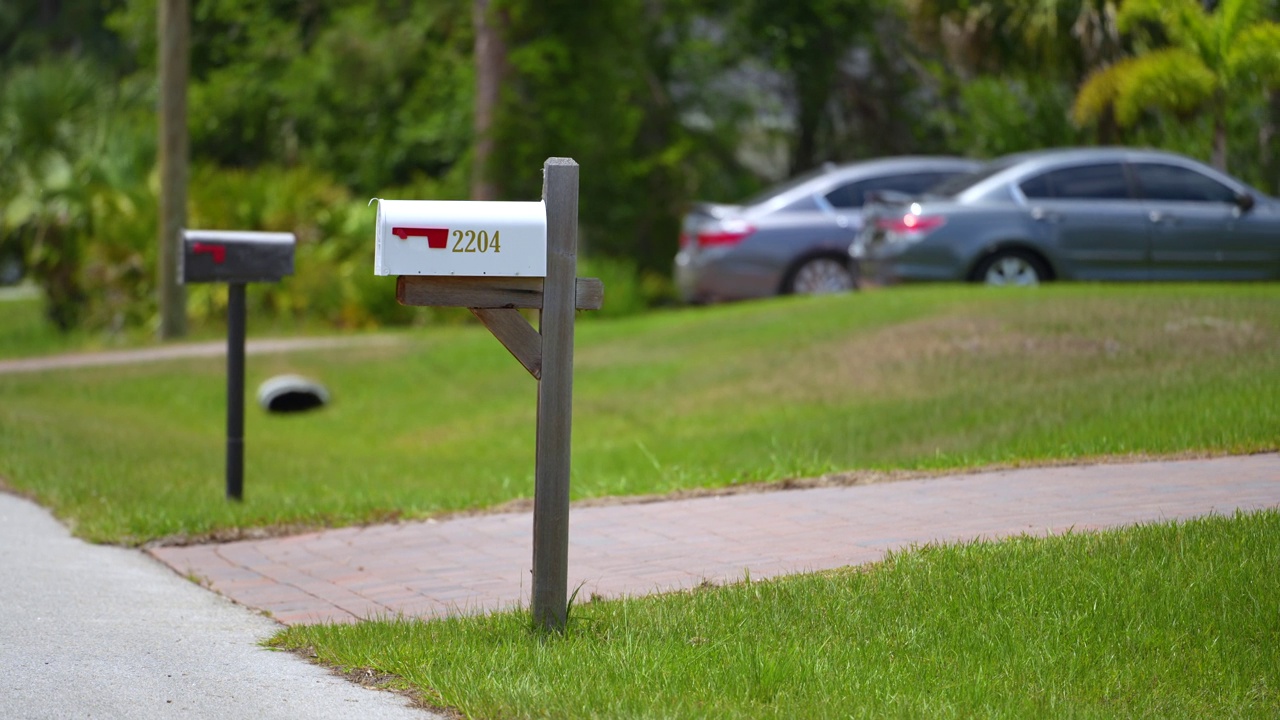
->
1235, 192, 1256, 213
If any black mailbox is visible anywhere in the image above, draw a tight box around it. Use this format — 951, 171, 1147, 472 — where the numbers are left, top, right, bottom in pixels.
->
178, 228, 297, 503
180, 230, 295, 284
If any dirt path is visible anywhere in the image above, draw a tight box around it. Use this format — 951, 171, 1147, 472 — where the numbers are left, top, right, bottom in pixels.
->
0, 335, 403, 375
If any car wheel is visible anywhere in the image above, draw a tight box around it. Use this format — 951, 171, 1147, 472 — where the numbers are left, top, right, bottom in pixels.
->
975, 250, 1047, 287
786, 257, 856, 295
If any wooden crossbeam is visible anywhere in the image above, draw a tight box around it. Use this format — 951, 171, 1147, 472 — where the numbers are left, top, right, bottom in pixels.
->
396, 275, 604, 310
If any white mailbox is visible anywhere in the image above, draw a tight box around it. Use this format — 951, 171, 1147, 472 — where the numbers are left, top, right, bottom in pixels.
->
374, 199, 547, 277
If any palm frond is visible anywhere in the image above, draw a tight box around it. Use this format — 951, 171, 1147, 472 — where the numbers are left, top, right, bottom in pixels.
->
1216, 0, 1264, 58
1118, 0, 1212, 58
1110, 48, 1217, 126
1224, 21, 1280, 90
1072, 59, 1130, 126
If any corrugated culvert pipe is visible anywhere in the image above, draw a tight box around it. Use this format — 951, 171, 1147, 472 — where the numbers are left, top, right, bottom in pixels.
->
257, 375, 329, 413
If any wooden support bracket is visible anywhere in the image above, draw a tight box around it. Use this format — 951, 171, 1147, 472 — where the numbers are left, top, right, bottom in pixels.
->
397, 275, 604, 381
470, 308, 542, 379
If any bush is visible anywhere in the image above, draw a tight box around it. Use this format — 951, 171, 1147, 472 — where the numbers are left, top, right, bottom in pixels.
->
578, 256, 677, 319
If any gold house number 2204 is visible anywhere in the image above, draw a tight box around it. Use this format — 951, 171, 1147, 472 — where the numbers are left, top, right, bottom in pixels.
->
451, 229, 502, 253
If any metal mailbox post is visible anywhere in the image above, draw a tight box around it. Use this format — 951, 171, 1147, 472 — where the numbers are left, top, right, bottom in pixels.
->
180, 229, 296, 501
375, 159, 600, 632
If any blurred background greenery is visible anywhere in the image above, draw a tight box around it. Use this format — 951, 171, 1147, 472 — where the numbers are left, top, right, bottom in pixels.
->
2, 0, 1278, 338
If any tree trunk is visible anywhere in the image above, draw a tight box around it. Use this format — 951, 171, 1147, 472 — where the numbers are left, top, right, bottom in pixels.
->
157, 0, 188, 339
471, 0, 507, 201
791, 74, 828, 175
34, 224, 87, 332
1212, 107, 1228, 172
1262, 89, 1280, 194
1096, 104, 1120, 146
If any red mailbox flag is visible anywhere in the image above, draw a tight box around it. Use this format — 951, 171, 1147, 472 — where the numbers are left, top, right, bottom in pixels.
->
392, 227, 449, 249
192, 242, 227, 263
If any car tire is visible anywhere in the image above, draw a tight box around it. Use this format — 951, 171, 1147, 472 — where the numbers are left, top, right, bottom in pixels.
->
785, 256, 857, 295
974, 249, 1048, 287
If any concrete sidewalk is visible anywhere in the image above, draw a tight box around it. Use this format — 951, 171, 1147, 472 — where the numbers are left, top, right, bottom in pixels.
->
151, 453, 1280, 626
0, 491, 440, 720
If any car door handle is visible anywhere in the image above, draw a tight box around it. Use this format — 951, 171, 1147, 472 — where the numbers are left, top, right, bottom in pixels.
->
1149, 211, 1180, 225
1030, 208, 1060, 223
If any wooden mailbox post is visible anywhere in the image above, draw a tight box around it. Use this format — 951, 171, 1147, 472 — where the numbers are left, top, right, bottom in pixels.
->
376, 158, 598, 632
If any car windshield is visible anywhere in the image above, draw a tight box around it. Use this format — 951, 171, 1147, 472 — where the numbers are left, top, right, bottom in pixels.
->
925, 156, 1022, 197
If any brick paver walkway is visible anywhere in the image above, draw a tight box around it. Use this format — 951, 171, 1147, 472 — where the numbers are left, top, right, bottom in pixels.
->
149, 454, 1280, 626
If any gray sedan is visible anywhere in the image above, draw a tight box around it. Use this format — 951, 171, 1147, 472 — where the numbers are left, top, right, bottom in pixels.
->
674, 157, 982, 302
853, 147, 1280, 285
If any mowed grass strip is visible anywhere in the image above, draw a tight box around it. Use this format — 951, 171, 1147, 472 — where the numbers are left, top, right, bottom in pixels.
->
270, 510, 1280, 719
1, 283, 1278, 544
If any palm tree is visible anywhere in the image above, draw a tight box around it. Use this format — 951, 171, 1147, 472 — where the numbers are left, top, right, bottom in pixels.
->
1, 60, 150, 330
1072, 0, 1280, 171
904, 0, 1121, 82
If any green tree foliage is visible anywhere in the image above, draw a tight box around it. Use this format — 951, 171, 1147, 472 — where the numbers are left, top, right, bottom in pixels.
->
732, 0, 882, 173
486, 0, 942, 275
0, 0, 130, 67
1073, 0, 1280, 170
906, 0, 1119, 151
940, 77, 1083, 158
490, 0, 758, 274
0, 60, 156, 330
907, 0, 1122, 81
110, 0, 474, 193
6, 0, 1280, 336
183, 164, 417, 329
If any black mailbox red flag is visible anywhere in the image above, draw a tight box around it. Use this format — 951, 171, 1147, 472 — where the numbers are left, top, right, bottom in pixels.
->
192, 242, 226, 263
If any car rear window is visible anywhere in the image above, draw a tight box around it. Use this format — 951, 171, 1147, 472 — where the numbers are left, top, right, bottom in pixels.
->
779, 195, 823, 212
927, 158, 1021, 197
741, 166, 833, 207
824, 172, 961, 209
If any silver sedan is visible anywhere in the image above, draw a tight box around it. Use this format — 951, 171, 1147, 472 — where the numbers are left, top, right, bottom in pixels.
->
854, 147, 1280, 285
674, 157, 982, 303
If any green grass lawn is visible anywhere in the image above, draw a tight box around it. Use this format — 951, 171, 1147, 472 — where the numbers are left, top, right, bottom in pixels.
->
5, 283, 1279, 717
0, 290, 103, 359
1, 283, 1278, 544
270, 509, 1280, 718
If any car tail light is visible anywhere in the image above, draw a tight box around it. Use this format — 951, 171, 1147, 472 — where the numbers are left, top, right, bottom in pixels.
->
696, 221, 756, 247
876, 214, 946, 235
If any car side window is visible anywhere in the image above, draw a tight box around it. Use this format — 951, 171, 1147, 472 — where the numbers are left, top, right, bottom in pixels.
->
1132, 163, 1237, 203
1019, 174, 1052, 199
823, 182, 864, 209
1044, 163, 1132, 200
